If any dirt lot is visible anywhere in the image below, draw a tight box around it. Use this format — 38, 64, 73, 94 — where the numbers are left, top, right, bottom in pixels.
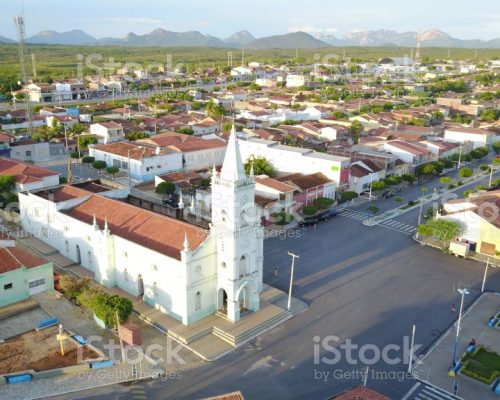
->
0, 326, 99, 374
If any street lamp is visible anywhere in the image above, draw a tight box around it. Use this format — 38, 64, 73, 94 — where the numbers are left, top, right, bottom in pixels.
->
287, 252, 299, 311
457, 145, 463, 170
368, 173, 373, 202
450, 287, 470, 374
481, 258, 497, 293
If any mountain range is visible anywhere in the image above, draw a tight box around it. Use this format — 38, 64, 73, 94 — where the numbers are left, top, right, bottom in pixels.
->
0, 28, 499, 48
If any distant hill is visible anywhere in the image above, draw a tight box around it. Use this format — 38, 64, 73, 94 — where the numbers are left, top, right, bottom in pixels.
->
26, 29, 96, 45
98, 28, 226, 47
6, 27, 499, 48
0, 35, 15, 44
224, 30, 255, 47
247, 32, 330, 49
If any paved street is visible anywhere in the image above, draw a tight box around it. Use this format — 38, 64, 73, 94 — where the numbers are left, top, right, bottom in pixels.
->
57, 196, 500, 400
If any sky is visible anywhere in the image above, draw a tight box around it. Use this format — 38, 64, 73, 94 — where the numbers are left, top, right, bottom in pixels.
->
1, 0, 499, 40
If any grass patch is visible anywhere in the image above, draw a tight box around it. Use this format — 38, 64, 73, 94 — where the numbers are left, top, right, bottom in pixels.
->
461, 346, 500, 385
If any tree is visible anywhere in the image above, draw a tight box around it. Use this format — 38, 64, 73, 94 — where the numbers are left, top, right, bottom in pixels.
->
106, 166, 119, 179
394, 195, 403, 204
0, 175, 15, 192
440, 177, 452, 185
70, 151, 83, 159
155, 181, 176, 195
421, 187, 428, 195
340, 191, 358, 202
367, 205, 379, 214
205, 98, 226, 117
92, 293, 133, 327
178, 127, 194, 135
59, 176, 67, 184
244, 155, 274, 176
480, 109, 499, 123
458, 167, 473, 178
349, 120, 364, 144
81, 156, 95, 168
126, 131, 149, 141
59, 275, 91, 300
492, 141, 500, 155
371, 181, 386, 192
401, 174, 415, 185
92, 160, 107, 174
78, 135, 98, 150
312, 197, 334, 209
416, 219, 460, 241
302, 205, 317, 215
69, 123, 86, 135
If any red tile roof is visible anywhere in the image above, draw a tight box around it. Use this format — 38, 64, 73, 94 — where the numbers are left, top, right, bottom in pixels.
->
64, 195, 208, 260
330, 386, 390, 400
138, 132, 226, 152
91, 142, 173, 160
0, 247, 47, 273
255, 176, 295, 193
0, 157, 58, 185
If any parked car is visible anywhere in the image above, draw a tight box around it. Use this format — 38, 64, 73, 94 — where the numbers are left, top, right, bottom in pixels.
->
299, 216, 318, 227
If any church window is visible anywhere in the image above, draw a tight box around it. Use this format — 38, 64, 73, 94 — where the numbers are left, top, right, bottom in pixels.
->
240, 255, 247, 276
221, 209, 226, 222
195, 265, 202, 276
64, 225, 69, 232
34, 208, 40, 218
151, 264, 158, 272
124, 268, 129, 281
87, 251, 92, 264
221, 240, 224, 252
153, 282, 158, 296
195, 291, 201, 311
123, 251, 128, 258
221, 262, 227, 269
65, 240, 69, 253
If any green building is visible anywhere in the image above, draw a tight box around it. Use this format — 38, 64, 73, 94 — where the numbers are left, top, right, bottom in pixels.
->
0, 245, 53, 308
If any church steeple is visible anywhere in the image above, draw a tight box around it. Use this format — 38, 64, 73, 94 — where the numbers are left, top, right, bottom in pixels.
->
220, 126, 246, 182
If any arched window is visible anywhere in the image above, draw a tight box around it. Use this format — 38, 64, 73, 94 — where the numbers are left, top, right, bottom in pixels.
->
239, 255, 247, 276
153, 282, 158, 296
124, 268, 129, 281
221, 262, 227, 269
65, 240, 69, 253
241, 210, 248, 226
195, 291, 201, 311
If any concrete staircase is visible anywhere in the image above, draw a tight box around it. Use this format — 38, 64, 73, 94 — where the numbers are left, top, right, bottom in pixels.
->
212, 308, 292, 346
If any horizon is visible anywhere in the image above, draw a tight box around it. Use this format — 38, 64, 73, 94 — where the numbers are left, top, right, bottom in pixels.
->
1, 0, 499, 41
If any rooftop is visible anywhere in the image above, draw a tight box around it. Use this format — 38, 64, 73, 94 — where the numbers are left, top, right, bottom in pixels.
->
0, 246, 47, 274
0, 157, 58, 185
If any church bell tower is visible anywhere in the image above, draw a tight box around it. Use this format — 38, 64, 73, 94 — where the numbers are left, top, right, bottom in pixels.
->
211, 127, 263, 322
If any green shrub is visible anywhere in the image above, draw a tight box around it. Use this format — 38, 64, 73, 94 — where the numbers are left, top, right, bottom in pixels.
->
312, 197, 334, 209
302, 205, 318, 215
340, 191, 358, 202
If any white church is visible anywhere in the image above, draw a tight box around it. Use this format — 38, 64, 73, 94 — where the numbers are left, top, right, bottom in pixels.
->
19, 129, 264, 325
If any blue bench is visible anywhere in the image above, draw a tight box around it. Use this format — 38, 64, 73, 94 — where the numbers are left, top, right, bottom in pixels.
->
466, 344, 476, 353
72, 335, 87, 345
89, 360, 113, 369
37, 317, 59, 330
6, 374, 32, 384
488, 318, 498, 327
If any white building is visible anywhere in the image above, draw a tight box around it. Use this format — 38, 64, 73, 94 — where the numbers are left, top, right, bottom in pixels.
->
89, 142, 183, 182
444, 127, 496, 149
90, 122, 125, 143
19, 128, 263, 325
238, 137, 350, 187
0, 157, 59, 192
286, 74, 306, 88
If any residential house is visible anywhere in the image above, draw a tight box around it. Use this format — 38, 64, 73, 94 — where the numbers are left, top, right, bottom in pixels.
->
254, 176, 296, 224
0, 157, 60, 192
349, 160, 385, 194
90, 121, 125, 143
10, 140, 51, 162
277, 172, 336, 209
383, 140, 433, 168
0, 240, 54, 308
190, 118, 221, 136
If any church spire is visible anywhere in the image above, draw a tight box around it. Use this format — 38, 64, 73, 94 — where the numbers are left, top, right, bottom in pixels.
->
220, 126, 246, 182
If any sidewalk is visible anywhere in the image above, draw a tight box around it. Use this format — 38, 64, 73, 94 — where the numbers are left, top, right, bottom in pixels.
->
414, 292, 500, 400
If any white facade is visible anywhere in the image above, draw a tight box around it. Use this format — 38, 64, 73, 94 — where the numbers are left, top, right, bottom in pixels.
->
286, 74, 306, 88
19, 128, 263, 325
90, 123, 125, 143
444, 128, 495, 149
89, 146, 183, 182
238, 138, 350, 186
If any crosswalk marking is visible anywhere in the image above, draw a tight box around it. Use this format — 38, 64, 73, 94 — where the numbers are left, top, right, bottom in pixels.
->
403, 382, 464, 400
338, 208, 416, 235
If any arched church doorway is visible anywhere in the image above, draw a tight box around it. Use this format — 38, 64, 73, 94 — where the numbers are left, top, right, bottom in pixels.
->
218, 288, 228, 313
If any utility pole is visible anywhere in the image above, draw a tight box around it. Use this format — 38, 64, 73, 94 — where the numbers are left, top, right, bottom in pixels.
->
489, 165, 495, 187
31, 53, 37, 78
287, 252, 299, 311
481, 258, 491, 293
408, 324, 416, 373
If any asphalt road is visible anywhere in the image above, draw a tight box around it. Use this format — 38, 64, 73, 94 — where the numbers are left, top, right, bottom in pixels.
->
64, 198, 499, 400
